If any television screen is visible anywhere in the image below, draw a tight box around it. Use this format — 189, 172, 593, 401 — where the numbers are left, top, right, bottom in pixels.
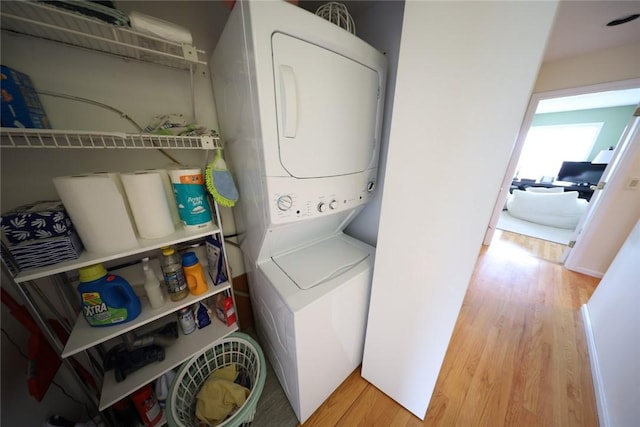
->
556, 161, 606, 185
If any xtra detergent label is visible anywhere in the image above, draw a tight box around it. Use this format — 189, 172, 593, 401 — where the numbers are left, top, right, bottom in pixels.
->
172, 178, 212, 226
81, 292, 127, 326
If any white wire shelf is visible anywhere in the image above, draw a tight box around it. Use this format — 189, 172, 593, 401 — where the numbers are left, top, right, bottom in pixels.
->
0, 1, 206, 70
0, 128, 221, 150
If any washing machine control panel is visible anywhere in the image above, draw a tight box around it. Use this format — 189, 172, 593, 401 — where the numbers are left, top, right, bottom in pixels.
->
267, 172, 378, 224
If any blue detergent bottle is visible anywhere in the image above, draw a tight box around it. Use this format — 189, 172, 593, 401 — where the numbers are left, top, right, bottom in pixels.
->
77, 263, 141, 327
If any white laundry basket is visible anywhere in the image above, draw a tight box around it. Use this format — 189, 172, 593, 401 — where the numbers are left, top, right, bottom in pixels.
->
167, 332, 266, 427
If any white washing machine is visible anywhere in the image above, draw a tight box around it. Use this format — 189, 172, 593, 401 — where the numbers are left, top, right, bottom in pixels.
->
211, 1, 387, 422
253, 233, 375, 422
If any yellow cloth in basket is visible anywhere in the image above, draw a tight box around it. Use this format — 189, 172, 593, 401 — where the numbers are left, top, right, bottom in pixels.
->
196, 365, 250, 425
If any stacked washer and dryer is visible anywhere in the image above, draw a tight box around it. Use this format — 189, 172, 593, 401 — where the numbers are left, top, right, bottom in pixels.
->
211, 1, 387, 423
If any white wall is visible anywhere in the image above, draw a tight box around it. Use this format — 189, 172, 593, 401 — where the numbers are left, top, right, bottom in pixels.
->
535, 42, 640, 93
343, 1, 404, 247
583, 219, 640, 427
361, 0, 558, 419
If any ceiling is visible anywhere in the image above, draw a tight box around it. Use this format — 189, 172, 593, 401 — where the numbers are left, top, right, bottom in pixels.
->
543, 0, 640, 63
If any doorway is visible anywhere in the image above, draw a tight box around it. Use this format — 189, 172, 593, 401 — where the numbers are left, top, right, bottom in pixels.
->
484, 79, 640, 262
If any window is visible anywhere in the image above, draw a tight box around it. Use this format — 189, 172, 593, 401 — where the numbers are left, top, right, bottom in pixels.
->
515, 123, 603, 180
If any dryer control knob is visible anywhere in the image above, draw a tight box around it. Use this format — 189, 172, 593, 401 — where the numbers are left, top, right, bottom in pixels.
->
329, 200, 338, 210
367, 181, 375, 192
317, 202, 328, 213
276, 195, 293, 211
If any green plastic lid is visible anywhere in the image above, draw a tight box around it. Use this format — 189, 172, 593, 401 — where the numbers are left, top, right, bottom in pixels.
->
78, 264, 107, 283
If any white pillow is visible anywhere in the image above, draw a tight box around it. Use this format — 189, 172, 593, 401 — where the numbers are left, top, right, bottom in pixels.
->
506, 190, 587, 229
525, 186, 564, 193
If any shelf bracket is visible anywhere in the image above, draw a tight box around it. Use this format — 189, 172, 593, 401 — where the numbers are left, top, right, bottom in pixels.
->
182, 44, 199, 62
200, 135, 217, 149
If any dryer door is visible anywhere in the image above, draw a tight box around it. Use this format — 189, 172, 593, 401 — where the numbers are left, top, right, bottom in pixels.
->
272, 32, 381, 178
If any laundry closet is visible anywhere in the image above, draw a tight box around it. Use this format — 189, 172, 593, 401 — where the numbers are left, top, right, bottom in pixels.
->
0, 1, 404, 425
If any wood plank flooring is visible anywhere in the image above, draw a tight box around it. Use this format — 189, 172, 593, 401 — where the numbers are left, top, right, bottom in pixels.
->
301, 230, 600, 426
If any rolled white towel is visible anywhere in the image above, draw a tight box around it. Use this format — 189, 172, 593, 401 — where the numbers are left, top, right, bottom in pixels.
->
129, 11, 193, 45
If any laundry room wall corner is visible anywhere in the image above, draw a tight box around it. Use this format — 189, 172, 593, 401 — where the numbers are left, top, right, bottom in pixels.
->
344, 0, 405, 247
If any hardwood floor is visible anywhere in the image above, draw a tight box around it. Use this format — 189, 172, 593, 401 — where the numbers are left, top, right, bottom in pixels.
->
301, 230, 600, 426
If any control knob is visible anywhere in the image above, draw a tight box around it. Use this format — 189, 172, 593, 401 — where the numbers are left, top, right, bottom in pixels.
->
367, 181, 375, 192
276, 195, 293, 211
329, 200, 338, 210
317, 202, 328, 213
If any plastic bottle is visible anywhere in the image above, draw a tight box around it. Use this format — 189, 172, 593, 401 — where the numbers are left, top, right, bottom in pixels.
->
177, 306, 196, 335
142, 257, 165, 309
181, 252, 208, 296
131, 384, 162, 427
154, 370, 176, 408
160, 246, 189, 301
77, 264, 141, 327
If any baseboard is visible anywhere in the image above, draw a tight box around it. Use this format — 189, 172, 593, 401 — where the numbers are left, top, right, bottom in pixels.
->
566, 265, 604, 278
581, 304, 609, 427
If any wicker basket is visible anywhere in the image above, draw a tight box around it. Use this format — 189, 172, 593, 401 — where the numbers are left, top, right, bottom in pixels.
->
167, 332, 266, 427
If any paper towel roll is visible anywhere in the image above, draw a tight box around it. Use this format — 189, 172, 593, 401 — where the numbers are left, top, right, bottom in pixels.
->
169, 167, 213, 231
91, 172, 138, 236
53, 174, 138, 253
121, 171, 176, 239
143, 169, 181, 225
129, 11, 193, 45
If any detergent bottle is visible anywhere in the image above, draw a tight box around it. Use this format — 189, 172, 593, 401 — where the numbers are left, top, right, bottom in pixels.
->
181, 252, 208, 296
77, 263, 141, 327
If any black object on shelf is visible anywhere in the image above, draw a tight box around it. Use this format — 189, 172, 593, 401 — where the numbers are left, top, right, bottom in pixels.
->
104, 344, 165, 383
103, 321, 179, 382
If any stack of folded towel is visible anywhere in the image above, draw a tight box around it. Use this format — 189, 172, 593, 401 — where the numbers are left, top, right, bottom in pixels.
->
1, 201, 83, 271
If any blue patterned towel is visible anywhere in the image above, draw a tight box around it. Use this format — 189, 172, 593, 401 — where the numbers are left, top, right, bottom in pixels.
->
1, 201, 74, 244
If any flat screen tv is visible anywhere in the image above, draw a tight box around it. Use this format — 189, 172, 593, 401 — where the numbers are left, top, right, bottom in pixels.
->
556, 161, 606, 185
